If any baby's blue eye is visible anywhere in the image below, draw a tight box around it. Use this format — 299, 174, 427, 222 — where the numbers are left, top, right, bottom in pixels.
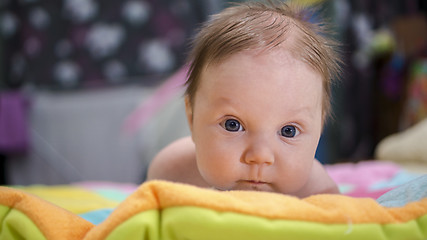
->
281, 125, 299, 138
223, 119, 243, 132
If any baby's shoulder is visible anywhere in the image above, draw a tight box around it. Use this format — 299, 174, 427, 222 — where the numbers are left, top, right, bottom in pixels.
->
147, 136, 208, 187
295, 159, 340, 197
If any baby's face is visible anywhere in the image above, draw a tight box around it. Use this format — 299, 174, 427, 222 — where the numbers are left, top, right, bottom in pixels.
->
187, 49, 323, 194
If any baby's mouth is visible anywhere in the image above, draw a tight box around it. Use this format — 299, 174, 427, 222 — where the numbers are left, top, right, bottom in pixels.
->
244, 180, 267, 184
239, 180, 271, 187
236, 180, 271, 191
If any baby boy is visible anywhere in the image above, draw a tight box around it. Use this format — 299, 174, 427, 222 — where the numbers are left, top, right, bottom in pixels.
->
147, 1, 341, 197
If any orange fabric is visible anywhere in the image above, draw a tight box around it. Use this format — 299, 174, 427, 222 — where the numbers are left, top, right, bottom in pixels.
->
0, 186, 94, 240
152, 181, 427, 224
86, 180, 427, 239
84, 182, 159, 239
2, 181, 427, 240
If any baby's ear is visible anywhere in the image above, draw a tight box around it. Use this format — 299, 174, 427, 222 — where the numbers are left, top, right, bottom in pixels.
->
184, 96, 193, 132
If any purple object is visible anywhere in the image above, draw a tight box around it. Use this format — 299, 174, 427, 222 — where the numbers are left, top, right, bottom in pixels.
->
0, 91, 30, 153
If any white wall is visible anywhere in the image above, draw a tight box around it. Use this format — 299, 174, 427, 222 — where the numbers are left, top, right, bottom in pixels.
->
7, 85, 190, 185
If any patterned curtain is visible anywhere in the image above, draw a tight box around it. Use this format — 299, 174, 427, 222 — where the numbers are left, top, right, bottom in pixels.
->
0, 0, 209, 90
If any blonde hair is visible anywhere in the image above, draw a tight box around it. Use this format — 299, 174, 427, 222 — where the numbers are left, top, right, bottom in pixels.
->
185, 0, 342, 121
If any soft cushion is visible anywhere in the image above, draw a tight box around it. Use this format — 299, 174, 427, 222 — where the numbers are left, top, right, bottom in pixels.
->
1, 180, 427, 240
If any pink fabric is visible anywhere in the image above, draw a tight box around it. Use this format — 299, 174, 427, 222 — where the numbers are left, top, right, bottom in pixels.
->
73, 161, 403, 200
121, 65, 188, 136
326, 161, 401, 198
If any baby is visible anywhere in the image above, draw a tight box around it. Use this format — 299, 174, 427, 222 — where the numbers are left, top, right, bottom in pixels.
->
147, 1, 342, 197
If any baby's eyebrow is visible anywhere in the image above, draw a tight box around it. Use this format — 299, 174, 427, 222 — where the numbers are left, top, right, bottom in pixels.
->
213, 96, 240, 106
283, 105, 320, 120
209, 96, 242, 113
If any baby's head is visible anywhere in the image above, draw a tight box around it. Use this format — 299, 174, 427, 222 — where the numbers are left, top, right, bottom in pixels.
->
185, 0, 341, 122
183, 1, 342, 194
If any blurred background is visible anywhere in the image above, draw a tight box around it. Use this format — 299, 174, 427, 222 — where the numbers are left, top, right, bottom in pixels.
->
0, 0, 426, 185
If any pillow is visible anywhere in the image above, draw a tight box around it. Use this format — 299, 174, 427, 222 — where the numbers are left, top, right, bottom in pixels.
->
87, 181, 427, 240
0, 186, 94, 239
375, 118, 427, 164
1, 181, 427, 240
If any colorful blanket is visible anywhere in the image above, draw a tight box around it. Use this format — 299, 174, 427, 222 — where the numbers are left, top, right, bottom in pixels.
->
1, 161, 426, 240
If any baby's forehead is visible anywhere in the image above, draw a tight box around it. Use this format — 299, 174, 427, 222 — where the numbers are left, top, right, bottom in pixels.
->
204, 45, 325, 82
202, 49, 323, 88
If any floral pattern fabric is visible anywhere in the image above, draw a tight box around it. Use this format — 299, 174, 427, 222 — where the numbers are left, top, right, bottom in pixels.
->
0, 0, 208, 89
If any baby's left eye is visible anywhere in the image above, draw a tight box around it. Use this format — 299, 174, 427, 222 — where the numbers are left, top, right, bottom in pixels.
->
280, 125, 300, 138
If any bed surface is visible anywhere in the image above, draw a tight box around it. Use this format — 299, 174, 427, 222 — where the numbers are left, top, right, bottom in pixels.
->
10, 160, 426, 224
1, 160, 426, 240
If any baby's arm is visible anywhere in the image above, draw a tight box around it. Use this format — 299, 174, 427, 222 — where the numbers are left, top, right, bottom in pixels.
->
297, 159, 340, 197
147, 136, 209, 187
148, 137, 339, 196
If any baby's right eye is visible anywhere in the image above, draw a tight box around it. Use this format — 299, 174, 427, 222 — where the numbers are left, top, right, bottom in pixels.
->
221, 119, 244, 132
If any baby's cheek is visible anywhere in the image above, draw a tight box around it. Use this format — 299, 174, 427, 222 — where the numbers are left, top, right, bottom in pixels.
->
197, 155, 237, 189
296, 159, 314, 186
277, 156, 313, 192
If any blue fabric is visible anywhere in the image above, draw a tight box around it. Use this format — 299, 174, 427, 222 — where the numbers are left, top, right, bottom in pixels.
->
79, 208, 114, 225
377, 174, 427, 207
94, 189, 130, 202
370, 170, 423, 191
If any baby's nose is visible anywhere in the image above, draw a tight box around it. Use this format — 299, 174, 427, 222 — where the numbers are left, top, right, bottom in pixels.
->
242, 139, 275, 165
